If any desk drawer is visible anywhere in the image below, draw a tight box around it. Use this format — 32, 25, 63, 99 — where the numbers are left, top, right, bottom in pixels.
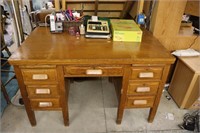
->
127, 81, 159, 95
30, 98, 61, 110
126, 96, 155, 108
64, 66, 123, 77
21, 69, 57, 84
27, 85, 59, 98
131, 67, 163, 80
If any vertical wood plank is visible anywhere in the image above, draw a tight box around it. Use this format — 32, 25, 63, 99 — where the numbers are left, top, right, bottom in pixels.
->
116, 66, 131, 124
94, 0, 98, 16
62, 0, 66, 10
143, 1, 151, 16
120, 1, 127, 19
180, 74, 198, 108
184, 1, 200, 16
129, 1, 137, 18
148, 0, 200, 51
55, 0, 60, 11
137, 0, 144, 14
12, 0, 24, 43
151, 0, 187, 37
148, 64, 170, 122
120, 1, 134, 18
57, 66, 69, 126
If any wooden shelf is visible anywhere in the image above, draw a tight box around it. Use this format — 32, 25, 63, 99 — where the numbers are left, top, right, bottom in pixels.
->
63, 0, 133, 18
178, 26, 196, 36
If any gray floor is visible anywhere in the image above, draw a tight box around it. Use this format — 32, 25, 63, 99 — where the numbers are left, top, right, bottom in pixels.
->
1, 78, 191, 133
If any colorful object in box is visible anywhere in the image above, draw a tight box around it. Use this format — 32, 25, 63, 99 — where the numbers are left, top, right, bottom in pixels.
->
110, 19, 142, 42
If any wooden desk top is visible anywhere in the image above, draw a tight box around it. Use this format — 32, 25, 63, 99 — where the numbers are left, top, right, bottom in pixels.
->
9, 27, 175, 65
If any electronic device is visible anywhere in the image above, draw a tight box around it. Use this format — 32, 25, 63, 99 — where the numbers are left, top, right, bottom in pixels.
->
189, 15, 200, 34
50, 14, 63, 33
85, 20, 111, 38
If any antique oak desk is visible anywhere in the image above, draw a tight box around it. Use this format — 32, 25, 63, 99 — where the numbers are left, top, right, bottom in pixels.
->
9, 27, 175, 126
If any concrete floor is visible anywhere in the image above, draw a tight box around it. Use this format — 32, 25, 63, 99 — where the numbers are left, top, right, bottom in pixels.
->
1, 78, 191, 133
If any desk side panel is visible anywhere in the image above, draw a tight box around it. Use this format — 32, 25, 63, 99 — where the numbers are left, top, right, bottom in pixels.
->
168, 60, 194, 108
13, 65, 36, 126
185, 76, 200, 109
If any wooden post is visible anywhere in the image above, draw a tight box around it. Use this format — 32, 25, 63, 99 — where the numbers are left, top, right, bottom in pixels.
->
95, 0, 98, 16
12, 0, 24, 44
137, 0, 144, 14
62, 0, 66, 10
55, 0, 60, 11
120, 1, 134, 18
136, 0, 144, 25
149, 0, 199, 51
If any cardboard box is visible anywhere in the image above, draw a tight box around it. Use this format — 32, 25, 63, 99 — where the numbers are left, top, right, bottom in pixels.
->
110, 19, 142, 42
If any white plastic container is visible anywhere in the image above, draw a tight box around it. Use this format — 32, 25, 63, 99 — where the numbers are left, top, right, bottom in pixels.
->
79, 24, 85, 35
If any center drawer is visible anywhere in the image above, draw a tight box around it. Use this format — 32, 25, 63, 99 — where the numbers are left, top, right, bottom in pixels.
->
64, 66, 123, 77
27, 85, 59, 98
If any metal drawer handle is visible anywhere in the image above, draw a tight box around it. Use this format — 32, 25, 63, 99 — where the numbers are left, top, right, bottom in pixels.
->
139, 72, 154, 78
32, 74, 48, 80
136, 87, 150, 92
86, 70, 102, 75
39, 102, 52, 107
133, 100, 147, 105
36, 89, 50, 94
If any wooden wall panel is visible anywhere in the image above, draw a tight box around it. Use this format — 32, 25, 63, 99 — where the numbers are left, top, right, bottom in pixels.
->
150, 0, 200, 51
66, 3, 95, 10
129, 1, 137, 19
156, 36, 200, 51
184, 1, 200, 16
143, 1, 151, 16
98, 3, 124, 10
151, 0, 186, 37
97, 12, 121, 18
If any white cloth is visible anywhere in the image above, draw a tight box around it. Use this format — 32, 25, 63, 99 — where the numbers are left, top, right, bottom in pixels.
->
171, 49, 200, 57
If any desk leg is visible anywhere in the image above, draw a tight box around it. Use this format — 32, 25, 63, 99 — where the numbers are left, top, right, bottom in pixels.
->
148, 108, 156, 122
148, 84, 164, 122
62, 78, 69, 126
116, 67, 130, 124
14, 66, 36, 126
148, 65, 171, 123
116, 103, 124, 124
57, 66, 69, 126
24, 98, 37, 126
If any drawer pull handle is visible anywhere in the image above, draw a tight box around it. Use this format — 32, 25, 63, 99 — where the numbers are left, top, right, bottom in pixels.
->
133, 100, 147, 105
32, 74, 48, 80
139, 72, 154, 78
136, 87, 150, 92
86, 70, 102, 75
39, 102, 52, 107
36, 89, 50, 94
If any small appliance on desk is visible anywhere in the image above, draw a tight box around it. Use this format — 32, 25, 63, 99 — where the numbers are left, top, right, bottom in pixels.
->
85, 18, 111, 39
50, 13, 63, 33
